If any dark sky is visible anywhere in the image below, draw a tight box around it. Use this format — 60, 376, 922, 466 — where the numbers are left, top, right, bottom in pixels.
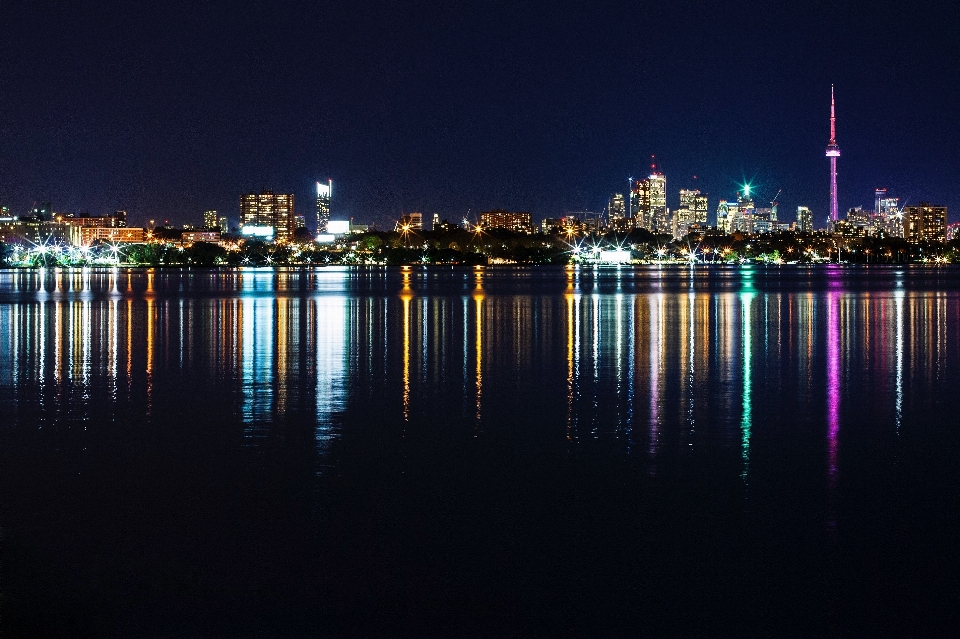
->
3, 0, 959, 229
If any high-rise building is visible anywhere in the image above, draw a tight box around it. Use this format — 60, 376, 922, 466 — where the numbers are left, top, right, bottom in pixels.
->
717, 200, 736, 234
875, 188, 887, 217
240, 191, 296, 241
479, 210, 533, 233
903, 203, 947, 243
218, 216, 229, 233
204, 210, 218, 229
826, 86, 841, 222
631, 179, 649, 228
733, 188, 755, 233
679, 189, 707, 225
607, 193, 625, 223
631, 173, 667, 232
796, 206, 813, 232
316, 180, 332, 233
432, 213, 440, 231
648, 173, 667, 233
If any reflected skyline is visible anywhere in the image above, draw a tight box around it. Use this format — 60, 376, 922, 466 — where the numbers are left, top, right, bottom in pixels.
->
2, 267, 957, 478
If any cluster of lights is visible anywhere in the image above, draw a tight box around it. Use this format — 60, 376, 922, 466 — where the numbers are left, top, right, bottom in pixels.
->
7, 239, 127, 267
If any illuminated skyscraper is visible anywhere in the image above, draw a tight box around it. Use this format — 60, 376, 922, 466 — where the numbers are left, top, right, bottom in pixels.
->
880, 196, 902, 237
675, 189, 707, 238
240, 191, 296, 241
204, 210, 218, 229
903, 203, 947, 243
316, 180, 332, 233
717, 200, 735, 234
648, 173, 667, 233
874, 188, 886, 217
631, 179, 650, 227
607, 193, 625, 223
796, 206, 813, 232
679, 189, 707, 225
631, 173, 667, 232
826, 86, 841, 222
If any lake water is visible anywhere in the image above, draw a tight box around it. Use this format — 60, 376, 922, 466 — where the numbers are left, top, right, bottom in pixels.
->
0, 265, 958, 636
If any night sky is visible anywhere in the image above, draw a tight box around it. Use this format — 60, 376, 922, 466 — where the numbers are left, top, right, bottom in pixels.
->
3, 0, 959, 229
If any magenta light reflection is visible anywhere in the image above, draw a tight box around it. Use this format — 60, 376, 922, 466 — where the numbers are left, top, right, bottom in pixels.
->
826, 289, 841, 532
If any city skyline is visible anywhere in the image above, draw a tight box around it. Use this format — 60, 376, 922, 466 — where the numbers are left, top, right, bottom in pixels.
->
3, 1, 959, 229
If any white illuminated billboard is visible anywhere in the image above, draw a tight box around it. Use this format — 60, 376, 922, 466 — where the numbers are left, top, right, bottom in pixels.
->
326, 220, 349, 235
241, 226, 274, 238
599, 250, 631, 264
316, 234, 336, 243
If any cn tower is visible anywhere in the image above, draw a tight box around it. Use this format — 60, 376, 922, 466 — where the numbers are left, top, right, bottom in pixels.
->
825, 85, 840, 222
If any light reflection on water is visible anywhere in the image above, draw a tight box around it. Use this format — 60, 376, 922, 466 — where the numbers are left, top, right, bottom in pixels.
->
0, 266, 957, 471
2, 266, 960, 635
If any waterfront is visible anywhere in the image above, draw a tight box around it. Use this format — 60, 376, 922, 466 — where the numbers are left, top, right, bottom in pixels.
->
0, 266, 958, 636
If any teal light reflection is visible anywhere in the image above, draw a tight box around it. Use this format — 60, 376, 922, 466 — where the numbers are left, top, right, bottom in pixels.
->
740, 291, 755, 482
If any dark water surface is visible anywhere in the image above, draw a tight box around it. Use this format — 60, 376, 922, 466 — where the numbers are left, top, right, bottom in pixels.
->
1, 265, 958, 636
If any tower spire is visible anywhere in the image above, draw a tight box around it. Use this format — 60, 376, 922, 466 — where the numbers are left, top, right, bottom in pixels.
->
830, 84, 836, 145
826, 85, 841, 222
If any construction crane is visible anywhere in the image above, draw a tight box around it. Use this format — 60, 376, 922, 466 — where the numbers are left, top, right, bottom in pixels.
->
770, 189, 782, 207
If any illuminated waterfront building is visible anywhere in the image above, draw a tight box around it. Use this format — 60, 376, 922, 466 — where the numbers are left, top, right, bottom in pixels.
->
903, 203, 947, 243
240, 191, 296, 242
316, 180, 332, 233
70, 226, 145, 246
479, 210, 533, 233
796, 206, 813, 232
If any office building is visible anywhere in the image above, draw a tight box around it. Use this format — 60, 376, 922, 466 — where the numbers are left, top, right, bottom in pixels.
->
630, 173, 667, 232
316, 180, 332, 233
679, 189, 708, 225
607, 193, 626, 223
240, 191, 296, 242
796, 206, 813, 232
717, 200, 735, 234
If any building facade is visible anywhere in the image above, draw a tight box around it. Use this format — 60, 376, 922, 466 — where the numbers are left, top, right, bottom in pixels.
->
240, 191, 296, 242
796, 206, 813, 232
903, 203, 947, 243
479, 210, 533, 233
204, 210, 218, 229
316, 180, 331, 233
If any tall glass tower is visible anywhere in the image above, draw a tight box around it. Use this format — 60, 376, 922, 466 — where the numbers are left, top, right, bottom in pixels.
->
316, 180, 332, 233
